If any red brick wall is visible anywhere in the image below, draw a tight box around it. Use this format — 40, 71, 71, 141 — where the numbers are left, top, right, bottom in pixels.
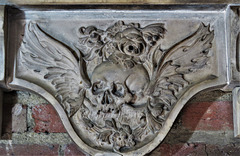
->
1, 90, 239, 156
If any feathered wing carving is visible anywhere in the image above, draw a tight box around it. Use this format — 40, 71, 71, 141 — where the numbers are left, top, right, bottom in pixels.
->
145, 23, 214, 132
19, 22, 91, 117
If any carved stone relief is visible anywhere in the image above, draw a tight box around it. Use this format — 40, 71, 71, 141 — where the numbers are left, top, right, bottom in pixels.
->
16, 19, 215, 154
0, 3, 237, 155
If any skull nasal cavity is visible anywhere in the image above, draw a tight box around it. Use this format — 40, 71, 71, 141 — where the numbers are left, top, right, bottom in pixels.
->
101, 90, 114, 105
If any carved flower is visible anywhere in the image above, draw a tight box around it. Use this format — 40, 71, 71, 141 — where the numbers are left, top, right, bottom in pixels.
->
115, 28, 146, 57
106, 21, 140, 40
110, 125, 135, 151
79, 26, 103, 47
77, 26, 104, 60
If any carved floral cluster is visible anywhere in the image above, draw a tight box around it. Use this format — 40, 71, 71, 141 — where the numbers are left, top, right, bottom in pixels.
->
82, 117, 136, 151
76, 21, 165, 64
106, 119, 135, 151
77, 26, 104, 59
110, 128, 135, 151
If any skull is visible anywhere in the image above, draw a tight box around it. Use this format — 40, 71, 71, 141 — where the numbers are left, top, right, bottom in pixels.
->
86, 60, 149, 115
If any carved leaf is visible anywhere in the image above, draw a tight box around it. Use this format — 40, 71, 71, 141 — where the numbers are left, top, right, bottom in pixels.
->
20, 22, 91, 117
146, 23, 214, 131
105, 119, 117, 130
98, 130, 113, 144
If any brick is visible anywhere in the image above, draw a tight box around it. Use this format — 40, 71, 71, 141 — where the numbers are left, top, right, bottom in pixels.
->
206, 144, 240, 156
181, 101, 233, 131
0, 144, 59, 155
12, 104, 27, 133
150, 143, 240, 156
150, 143, 206, 156
64, 144, 85, 156
32, 104, 66, 133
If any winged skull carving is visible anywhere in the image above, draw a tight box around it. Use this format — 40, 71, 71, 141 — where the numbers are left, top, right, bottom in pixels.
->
19, 21, 214, 153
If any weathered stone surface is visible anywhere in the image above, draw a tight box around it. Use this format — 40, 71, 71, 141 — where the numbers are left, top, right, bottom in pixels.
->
15, 12, 217, 154
182, 101, 233, 131
32, 104, 66, 133
12, 104, 27, 133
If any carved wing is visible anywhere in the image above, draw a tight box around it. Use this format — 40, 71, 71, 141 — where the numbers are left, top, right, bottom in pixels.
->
20, 22, 91, 117
145, 23, 214, 131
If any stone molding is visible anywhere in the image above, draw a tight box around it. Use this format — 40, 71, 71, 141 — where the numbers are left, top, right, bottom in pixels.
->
1, 0, 240, 5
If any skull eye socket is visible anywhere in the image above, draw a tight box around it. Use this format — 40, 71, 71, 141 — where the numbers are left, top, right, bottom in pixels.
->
112, 83, 125, 98
92, 81, 104, 95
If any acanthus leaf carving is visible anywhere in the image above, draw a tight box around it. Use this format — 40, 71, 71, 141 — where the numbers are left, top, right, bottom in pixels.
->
19, 20, 214, 154
145, 23, 214, 133
20, 22, 91, 117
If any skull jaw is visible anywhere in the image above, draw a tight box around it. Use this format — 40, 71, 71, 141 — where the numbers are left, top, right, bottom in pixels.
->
71, 95, 156, 153
77, 60, 152, 151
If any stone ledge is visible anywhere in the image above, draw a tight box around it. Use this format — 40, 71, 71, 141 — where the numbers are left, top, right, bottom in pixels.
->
1, 0, 240, 5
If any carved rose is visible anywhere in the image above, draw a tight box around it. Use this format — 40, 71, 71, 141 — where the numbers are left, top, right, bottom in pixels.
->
110, 126, 135, 151
115, 28, 146, 56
